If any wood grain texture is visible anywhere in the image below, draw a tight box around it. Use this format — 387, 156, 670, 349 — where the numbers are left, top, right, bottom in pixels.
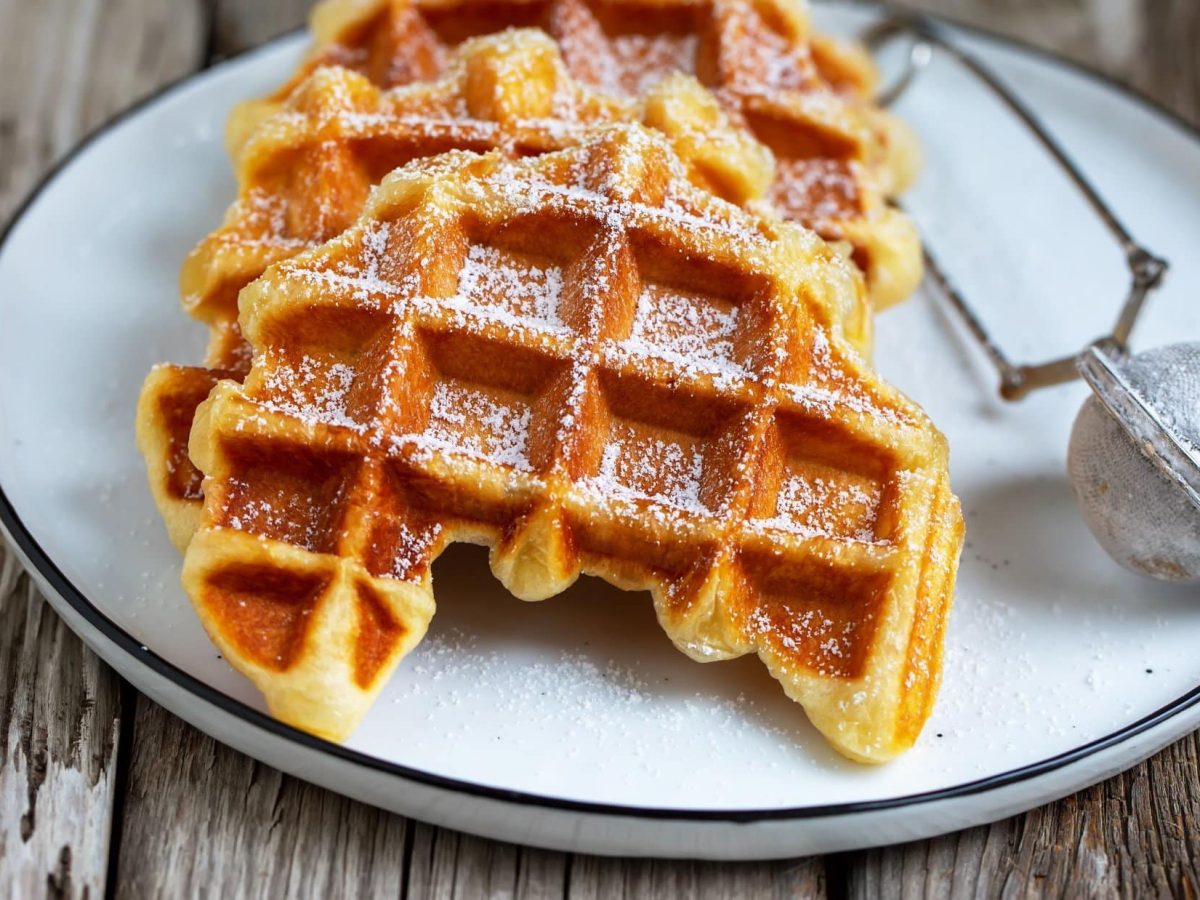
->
0, 1, 204, 896
114, 701, 409, 899
210, 0, 313, 59
1136, 0, 1200, 125
905, 0, 1200, 126
845, 732, 1200, 897
0, 558, 122, 899
400, 824, 826, 899
0, 0, 206, 218
406, 823, 569, 899
568, 856, 827, 898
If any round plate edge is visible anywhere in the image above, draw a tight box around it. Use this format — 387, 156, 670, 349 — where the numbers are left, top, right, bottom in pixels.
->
0, 3, 1198, 843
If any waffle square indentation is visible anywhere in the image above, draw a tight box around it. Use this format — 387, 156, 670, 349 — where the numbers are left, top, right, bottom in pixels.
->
750, 410, 891, 543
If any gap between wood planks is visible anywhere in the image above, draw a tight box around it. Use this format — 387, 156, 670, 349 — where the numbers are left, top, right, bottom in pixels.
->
0, 0, 1198, 897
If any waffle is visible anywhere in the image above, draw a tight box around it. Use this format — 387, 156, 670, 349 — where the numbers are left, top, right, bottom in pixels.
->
181, 126, 962, 762
186, 29, 779, 374
138, 365, 230, 551
141, 30, 810, 552
240, 0, 923, 309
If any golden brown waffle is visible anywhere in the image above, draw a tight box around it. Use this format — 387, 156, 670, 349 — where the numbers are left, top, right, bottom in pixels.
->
181, 126, 961, 761
184, 29, 783, 373
142, 31, 810, 554
137, 365, 230, 550
244, 0, 923, 308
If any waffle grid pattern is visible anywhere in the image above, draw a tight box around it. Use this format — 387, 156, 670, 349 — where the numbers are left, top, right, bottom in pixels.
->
182, 128, 961, 761
187, 29, 782, 372
140, 31, 789, 552
278, 0, 923, 305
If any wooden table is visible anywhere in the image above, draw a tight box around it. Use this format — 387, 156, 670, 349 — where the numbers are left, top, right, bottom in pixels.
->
2, 2, 1197, 896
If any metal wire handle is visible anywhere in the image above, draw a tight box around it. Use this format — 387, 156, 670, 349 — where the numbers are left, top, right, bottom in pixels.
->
863, 11, 1170, 400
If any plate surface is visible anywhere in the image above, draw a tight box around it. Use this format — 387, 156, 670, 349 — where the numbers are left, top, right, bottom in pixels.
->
1, 4, 1199, 858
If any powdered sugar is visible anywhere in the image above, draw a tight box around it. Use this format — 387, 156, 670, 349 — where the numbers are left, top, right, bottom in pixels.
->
754, 472, 880, 542
222, 132, 930, 654
771, 158, 860, 225
455, 243, 565, 329
260, 355, 366, 433
611, 284, 750, 389
747, 604, 863, 676
605, 34, 700, 97
585, 433, 707, 514
383, 519, 444, 583
421, 382, 533, 471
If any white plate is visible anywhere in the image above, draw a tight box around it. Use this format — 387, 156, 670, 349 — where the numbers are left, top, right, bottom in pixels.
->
1, 3, 1198, 859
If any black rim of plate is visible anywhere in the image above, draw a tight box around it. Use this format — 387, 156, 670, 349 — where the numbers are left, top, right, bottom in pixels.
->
1, 4, 1198, 826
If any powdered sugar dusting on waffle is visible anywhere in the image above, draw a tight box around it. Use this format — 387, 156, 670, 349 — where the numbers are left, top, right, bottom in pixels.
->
790, 330, 911, 427
607, 34, 700, 97
222, 473, 354, 553
284, 219, 414, 304
553, 356, 595, 448
456, 243, 566, 329
784, 382, 905, 428
736, 25, 812, 93
237, 188, 309, 251
420, 381, 533, 471
586, 435, 706, 514
223, 478, 284, 535
770, 159, 861, 225
260, 356, 367, 433
753, 473, 880, 542
613, 284, 749, 389
472, 135, 764, 243
385, 519, 445, 583
747, 604, 867, 678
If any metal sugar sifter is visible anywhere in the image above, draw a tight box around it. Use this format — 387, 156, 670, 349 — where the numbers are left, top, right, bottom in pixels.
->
863, 11, 1200, 583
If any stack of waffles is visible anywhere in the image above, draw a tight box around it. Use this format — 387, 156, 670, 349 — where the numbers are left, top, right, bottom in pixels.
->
137, 0, 962, 763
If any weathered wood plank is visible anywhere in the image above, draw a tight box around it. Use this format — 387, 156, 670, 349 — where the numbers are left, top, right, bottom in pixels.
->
845, 731, 1200, 897
406, 822, 570, 899
1137, 0, 1200, 125
907, 0, 1200, 126
210, 0, 313, 60
114, 700, 410, 898
569, 855, 827, 898
0, 558, 122, 899
0, 0, 206, 218
0, 1, 204, 896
